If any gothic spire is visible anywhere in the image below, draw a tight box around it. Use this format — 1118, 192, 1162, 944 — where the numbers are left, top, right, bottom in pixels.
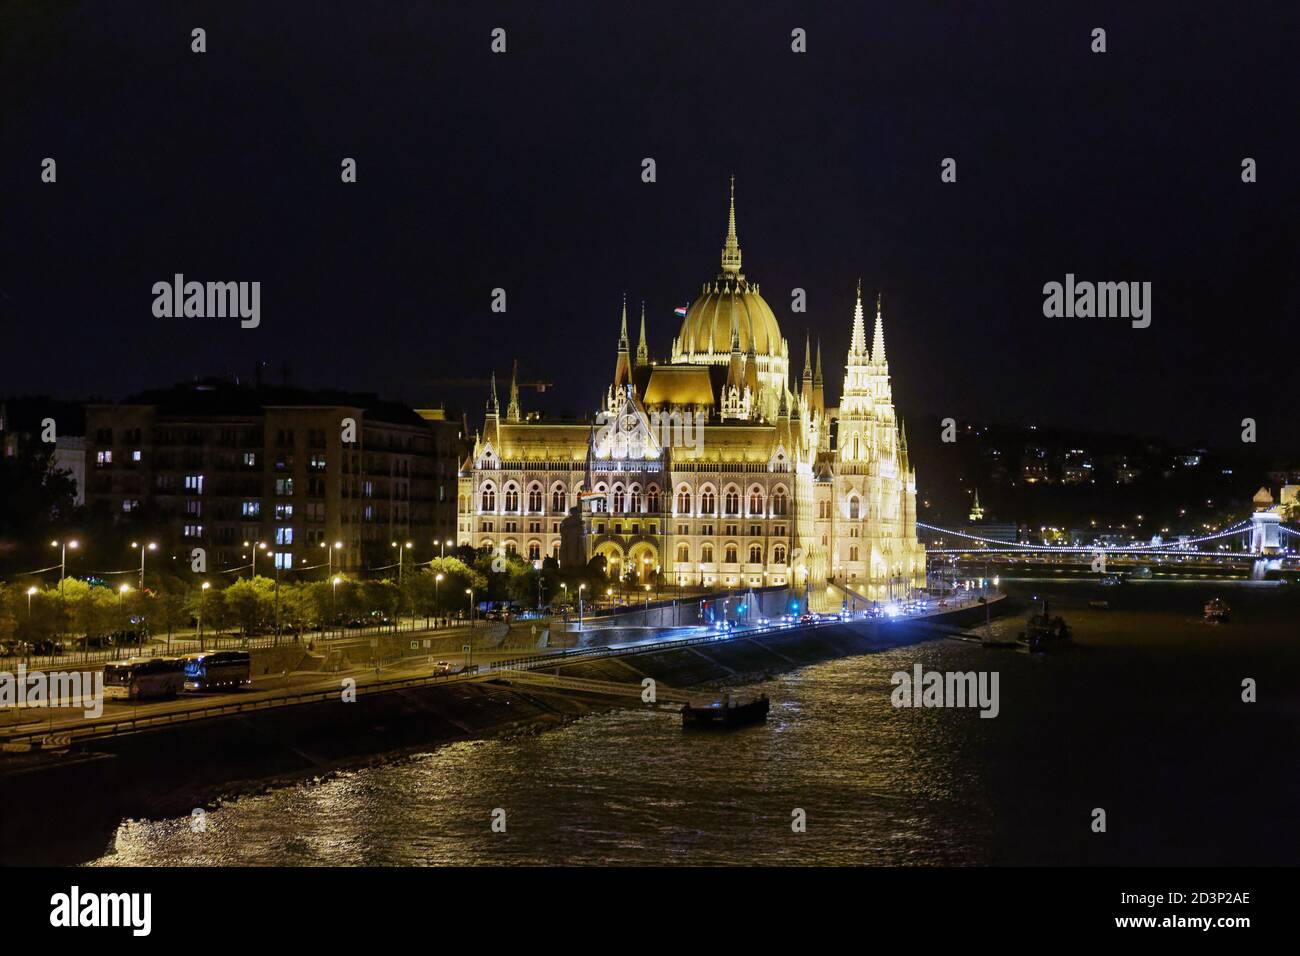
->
720, 175, 743, 276
618, 292, 629, 351
506, 359, 522, 422
802, 331, 813, 381
871, 291, 887, 365
814, 339, 824, 385
636, 300, 649, 365
849, 279, 869, 359
486, 371, 499, 415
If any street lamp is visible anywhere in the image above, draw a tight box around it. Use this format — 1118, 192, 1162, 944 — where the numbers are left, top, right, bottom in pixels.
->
465, 587, 475, 629
393, 541, 413, 631
198, 581, 210, 650
244, 540, 267, 579
578, 583, 586, 630
118, 582, 130, 609
331, 575, 342, 637
26, 585, 37, 617
435, 572, 445, 624
321, 539, 343, 578
130, 541, 158, 592
440, 538, 454, 558
51, 539, 78, 599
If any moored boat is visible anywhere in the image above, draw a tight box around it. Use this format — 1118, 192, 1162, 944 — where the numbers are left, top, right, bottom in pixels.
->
681, 692, 770, 729
1203, 598, 1230, 623
1017, 598, 1073, 653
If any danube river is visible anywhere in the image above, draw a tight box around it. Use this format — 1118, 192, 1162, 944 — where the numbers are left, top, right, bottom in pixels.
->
88, 580, 1299, 866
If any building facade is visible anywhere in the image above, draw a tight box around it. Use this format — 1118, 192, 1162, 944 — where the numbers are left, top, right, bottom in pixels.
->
84, 382, 464, 574
459, 182, 926, 606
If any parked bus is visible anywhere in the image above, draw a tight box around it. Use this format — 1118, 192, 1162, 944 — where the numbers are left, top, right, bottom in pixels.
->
181, 650, 252, 692
102, 657, 185, 701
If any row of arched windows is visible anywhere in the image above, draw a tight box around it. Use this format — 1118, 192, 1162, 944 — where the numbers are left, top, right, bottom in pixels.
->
673, 484, 789, 517
478, 479, 790, 518
674, 542, 788, 565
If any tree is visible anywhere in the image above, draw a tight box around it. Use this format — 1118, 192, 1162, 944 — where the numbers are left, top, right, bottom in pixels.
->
0, 584, 17, 644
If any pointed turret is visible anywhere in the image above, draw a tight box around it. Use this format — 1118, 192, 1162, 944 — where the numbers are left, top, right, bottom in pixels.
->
720, 175, 743, 276
635, 300, 649, 366
726, 312, 743, 388
613, 294, 632, 390
813, 339, 825, 413
744, 338, 760, 408
484, 372, 501, 448
801, 331, 813, 407
506, 359, 522, 422
871, 292, 887, 366
849, 279, 869, 359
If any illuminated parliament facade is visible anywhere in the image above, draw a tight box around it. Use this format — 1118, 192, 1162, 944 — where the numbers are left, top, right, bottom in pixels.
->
458, 181, 926, 607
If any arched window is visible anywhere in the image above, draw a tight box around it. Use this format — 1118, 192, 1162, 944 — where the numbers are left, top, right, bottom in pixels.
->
772, 489, 789, 516
724, 544, 738, 564
551, 486, 566, 513
774, 544, 787, 564
676, 543, 690, 563
527, 484, 542, 512
849, 546, 859, 561
480, 484, 496, 512
613, 485, 626, 514
527, 541, 541, 561
504, 485, 519, 512
700, 489, 716, 514
724, 489, 740, 515
749, 488, 764, 515
646, 486, 661, 513
849, 497, 860, 520
505, 541, 518, 557
629, 485, 642, 513
701, 543, 714, 563
676, 487, 691, 514
593, 484, 608, 513
748, 544, 762, 563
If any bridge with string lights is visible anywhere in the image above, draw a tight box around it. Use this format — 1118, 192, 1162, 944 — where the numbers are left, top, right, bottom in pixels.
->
917, 511, 1300, 563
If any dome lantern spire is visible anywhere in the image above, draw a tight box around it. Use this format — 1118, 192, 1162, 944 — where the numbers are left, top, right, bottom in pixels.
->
720, 175, 743, 276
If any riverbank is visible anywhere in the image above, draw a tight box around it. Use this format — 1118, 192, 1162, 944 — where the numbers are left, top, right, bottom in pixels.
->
0, 600, 1004, 865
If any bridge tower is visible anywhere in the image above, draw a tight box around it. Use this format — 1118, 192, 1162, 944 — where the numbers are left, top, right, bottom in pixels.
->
1249, 510, 1282, 555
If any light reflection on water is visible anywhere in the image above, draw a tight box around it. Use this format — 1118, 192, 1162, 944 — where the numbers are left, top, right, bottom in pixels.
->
88, 583, 1300, 866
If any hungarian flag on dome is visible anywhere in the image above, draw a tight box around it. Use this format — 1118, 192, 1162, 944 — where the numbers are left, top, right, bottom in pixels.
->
673, 305, 689, 318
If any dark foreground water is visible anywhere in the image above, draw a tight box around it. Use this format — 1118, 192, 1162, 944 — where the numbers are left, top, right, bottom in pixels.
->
88, 581, 1300, 866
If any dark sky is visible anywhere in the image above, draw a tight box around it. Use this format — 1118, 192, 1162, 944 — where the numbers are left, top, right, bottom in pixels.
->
3, 1, 1298, 452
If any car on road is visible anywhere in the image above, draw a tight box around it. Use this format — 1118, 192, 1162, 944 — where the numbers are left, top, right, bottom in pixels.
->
433, 660, 453, 674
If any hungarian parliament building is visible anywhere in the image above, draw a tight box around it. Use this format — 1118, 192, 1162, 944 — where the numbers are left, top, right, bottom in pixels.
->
457, 181, 926, 607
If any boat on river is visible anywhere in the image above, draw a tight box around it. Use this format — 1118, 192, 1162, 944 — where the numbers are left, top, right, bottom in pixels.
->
681, 692, 770, 729
1203, 598, 1231, 623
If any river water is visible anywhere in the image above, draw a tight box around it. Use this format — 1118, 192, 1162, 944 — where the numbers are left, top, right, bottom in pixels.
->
87, 580, 1300, 866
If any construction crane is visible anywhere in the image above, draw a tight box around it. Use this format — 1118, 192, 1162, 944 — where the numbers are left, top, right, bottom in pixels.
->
430, 377, 554, 393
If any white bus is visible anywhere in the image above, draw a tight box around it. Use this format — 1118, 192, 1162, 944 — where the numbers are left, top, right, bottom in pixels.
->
102, 657, 186, 701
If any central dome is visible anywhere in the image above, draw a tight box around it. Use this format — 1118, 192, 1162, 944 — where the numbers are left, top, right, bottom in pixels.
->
676, 280, 784, 358
671, 177, 788, 365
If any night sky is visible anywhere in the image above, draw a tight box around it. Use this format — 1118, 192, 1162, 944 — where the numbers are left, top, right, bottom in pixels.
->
3, 1, 1297, 452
